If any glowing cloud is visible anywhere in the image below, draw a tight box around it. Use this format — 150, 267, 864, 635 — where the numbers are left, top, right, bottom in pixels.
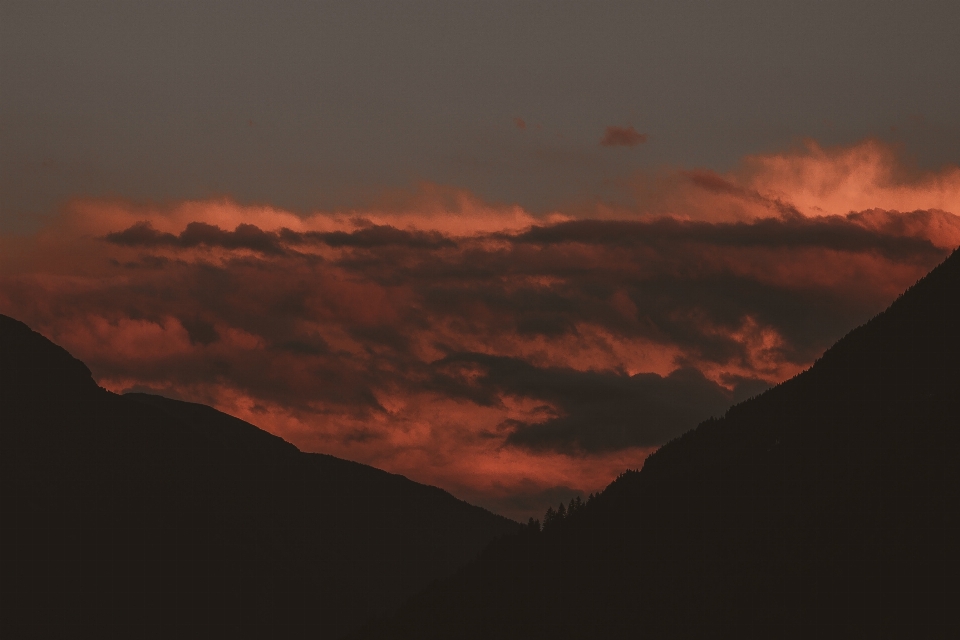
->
2, 139, 958, 520
631, 139, 960, 236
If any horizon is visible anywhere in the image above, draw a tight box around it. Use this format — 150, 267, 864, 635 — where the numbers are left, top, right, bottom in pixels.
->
2, 1, 959, 521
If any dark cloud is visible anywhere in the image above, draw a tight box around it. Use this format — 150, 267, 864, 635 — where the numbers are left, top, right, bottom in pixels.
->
105, 221, 286, 255
105, 221, 178, 246
108, 221, 456, 253
600, 125, 647, 148
299, 225, 457, 250
180, 316, 219, 346
273, 338, 331, 356
514, 213, 944, 261
433, 353, 762, 453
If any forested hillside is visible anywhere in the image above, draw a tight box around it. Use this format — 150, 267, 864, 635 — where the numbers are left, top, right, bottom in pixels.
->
0, 315, 519, 639
355, 247, 960, 639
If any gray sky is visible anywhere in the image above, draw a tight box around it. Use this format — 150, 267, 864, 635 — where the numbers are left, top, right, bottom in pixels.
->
2, 0, 959, 232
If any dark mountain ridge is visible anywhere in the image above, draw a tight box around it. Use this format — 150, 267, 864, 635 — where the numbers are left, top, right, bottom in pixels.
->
355, 246, 960, 639
0, 315, 520, 638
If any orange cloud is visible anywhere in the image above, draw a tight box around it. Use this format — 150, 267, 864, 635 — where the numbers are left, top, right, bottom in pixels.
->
2, 138, 958, 520
600, 125, 647, 147
629, 139, 960, 238
740, 139, 960, 219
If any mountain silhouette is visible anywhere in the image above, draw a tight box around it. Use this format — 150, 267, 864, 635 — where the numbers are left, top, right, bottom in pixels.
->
353, 246, 960, 639
0, 315, 519, 639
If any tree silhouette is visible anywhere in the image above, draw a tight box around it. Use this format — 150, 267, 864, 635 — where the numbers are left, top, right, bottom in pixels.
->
543, 506, 558, 530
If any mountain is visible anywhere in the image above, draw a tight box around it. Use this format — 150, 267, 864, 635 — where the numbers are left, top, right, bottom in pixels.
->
0, 315, 520, 639
353, 246, 960, 639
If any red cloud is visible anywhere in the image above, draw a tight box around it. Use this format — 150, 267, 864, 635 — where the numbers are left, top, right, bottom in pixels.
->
600, 125, 647, 147
2, 139, 959, 520
621, 139, 960, 231
514, 117, 526, 130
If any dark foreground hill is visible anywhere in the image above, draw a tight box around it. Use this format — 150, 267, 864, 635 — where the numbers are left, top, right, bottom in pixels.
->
354, 247, 960, 640
0, 315, 519, 639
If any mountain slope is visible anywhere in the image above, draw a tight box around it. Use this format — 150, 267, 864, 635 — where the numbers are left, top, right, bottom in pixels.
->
0, 315, 520, 639
354, 246, 960, 639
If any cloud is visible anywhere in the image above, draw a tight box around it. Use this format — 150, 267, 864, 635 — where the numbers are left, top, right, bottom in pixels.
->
433, 353, 761, 453
107, 220, 457, 252
600, 125, 647, 148
297, 225, 457, 250
2, 138, 959, 519
105, 221, 287, 255
513, 213, 945, 261
628, 139, 960, 226
514, 117, 526, 130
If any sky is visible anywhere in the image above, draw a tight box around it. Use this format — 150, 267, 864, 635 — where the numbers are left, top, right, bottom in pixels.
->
2, 1, 960, 520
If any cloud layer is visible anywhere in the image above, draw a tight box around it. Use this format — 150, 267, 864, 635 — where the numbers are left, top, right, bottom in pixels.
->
2, 139, 958, 520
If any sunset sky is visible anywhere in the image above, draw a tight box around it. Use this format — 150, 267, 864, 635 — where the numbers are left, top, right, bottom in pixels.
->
2, 1, 959, 519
